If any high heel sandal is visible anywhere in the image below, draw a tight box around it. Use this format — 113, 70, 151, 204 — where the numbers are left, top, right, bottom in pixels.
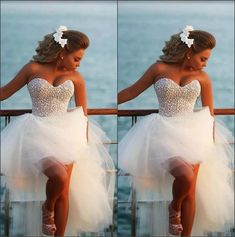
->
168, 203, 183, 236
42, 202, 57, 235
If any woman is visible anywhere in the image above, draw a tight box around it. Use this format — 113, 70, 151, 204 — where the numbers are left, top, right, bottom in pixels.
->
1, 26, 115, 236
118, 26, 234, 236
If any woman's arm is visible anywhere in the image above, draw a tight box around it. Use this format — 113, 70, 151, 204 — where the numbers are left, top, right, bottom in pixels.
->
199, 71, 215, 141
0, 62, 33, 101
118, 63, 161, 104
199, 71, 214, 116
73, 72, 88, 141
73, 72, 87, 116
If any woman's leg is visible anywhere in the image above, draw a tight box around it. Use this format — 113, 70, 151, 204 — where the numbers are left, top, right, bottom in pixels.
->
54, 164, 73, 236
180, 164, 200, 237
169, 157, 195, 213
42, 158, 68, 213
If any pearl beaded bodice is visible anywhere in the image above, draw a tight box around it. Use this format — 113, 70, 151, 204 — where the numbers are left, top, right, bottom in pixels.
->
27, 78, 74, 117
154, 78, 201, 117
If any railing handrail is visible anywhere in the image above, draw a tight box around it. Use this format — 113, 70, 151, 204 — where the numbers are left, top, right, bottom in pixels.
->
118, 108, 235, 116
1, 107, 234, 116
0, 108, 117, 116
1, 107, 234, 237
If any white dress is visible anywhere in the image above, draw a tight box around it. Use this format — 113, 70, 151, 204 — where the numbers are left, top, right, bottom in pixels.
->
1, 78, 116, 236
119, 78, 234, 236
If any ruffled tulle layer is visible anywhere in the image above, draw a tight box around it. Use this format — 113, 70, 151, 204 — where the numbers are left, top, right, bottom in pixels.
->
1, 107, 116, 235
119, 106, 234, 235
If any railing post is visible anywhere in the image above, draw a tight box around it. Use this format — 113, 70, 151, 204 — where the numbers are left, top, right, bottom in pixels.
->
130, 115, 138, 237
131, 115, 137, 126
4, 188, 10, 236
131, 186, 137, 237
108, 197, 116, 237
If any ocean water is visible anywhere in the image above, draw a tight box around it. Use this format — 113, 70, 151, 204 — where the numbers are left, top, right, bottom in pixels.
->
118, 1, 234, 137
0, 0, 117, 167
1, 1, 234, 236
1, 1, 117, 139
0, 2, 117, 236
117, 2, 234, 236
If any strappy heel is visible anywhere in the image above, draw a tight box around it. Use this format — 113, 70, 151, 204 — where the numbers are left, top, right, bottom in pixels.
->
42, 202, 57, 236
168, 203, 183, 236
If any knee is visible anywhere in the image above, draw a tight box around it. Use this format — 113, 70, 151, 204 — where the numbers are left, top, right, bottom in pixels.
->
179, 172, 194, 190
51, 172, 68, 190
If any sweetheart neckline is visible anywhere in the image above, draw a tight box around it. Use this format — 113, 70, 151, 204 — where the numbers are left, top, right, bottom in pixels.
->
27, 78, 73, 88
154, 78, 200, 88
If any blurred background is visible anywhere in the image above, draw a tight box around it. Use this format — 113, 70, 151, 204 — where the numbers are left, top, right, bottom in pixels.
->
1, 1, 234, 236
1, 1, 117, 236
117, 1, 234, 236
118, 1, 234, 135
1, 1, 117, 138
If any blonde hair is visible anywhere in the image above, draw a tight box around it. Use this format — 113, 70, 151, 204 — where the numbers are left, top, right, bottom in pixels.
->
159, 30, 216, 63
32, 30, 89, 63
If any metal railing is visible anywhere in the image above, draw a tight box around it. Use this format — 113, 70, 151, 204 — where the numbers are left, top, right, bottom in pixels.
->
0, 108, 117, 126
117, 108, 235, 237
1, 108, 234, 237
0, 108, 117, 237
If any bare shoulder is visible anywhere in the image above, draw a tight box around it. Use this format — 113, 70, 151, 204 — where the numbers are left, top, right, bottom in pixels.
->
23, 61, 41, 73
151, 61, 175, 82
20, 61, 42, 81
151, 61, 168, 75
139, 61, 168, 84
0, 61, 43, 100
71, 71, 85, 87
196, 71, 212, 86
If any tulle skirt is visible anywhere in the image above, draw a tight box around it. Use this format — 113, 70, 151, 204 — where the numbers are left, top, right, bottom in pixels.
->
1, 107, 116, 236
119, 106, 234, 236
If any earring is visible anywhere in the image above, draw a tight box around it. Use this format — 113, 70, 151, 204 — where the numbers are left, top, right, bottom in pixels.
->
61, 56, 64, 60
187, 56, 190, 60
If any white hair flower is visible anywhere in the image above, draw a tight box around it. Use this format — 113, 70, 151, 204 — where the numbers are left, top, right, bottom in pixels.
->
58, 25, 68, 32
53, 25, 68, 48
180, 25, 194, 48
184, 25, 194, 32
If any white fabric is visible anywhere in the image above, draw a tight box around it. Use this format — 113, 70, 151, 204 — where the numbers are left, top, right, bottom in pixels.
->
1, 78, 116, 235
119, 78, 234, 236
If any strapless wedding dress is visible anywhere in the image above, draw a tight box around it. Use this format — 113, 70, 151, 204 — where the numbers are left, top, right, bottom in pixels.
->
119, 78, 234, 236
1, 78, 116, 235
